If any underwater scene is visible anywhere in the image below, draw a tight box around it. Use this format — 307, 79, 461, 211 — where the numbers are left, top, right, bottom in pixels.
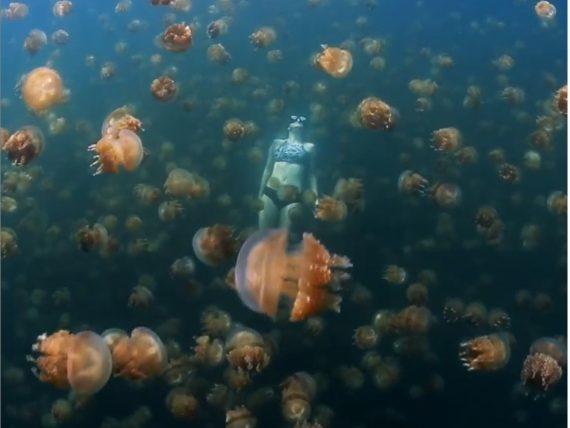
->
0, 0, 568, 427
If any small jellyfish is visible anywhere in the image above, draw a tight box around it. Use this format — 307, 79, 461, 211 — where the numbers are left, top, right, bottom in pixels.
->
497, 163, 521, 184
128, 286, 154, 309
193, 335, 224, 367
21, 67, 65, 112
314, 195, 348, 222
192, 225, 238, 267
333, 178, 364, 213
100, 62, 116, 80
223, 119, 247, 141
104, 327, 168, 380
390, 305, 432, 334
398, 170, 429, 196
207, 19, 228, 39
151, 76, 177, 101
101, 106, 143, 137
547, 191, 567, 215
2, 126, 44, 166
408, 79, 438, 97
88, 129, 144, 174
430, 183, 461, 209
281, 372, 316, 423
201, 307, 232, 337
23, 29, 47, 55
51, 29, 70, 45
170, 256, 195, 279
553, 85, 567, 116
75, 223, 109, 253
249, 27, 276, 49
234, 229, 351, 321
166, 388, 199, 420
0, 228, 19, 258
53, 1, 72, 17
535, 1, 556, 22
226, 406, 257, 428
353, 325, 378, 350
164, 168, 210, 199
521, 352, 563, 393
431, 127, 462, 152
29, 330, 112, 395
443, 298, 464, 323
226, 327, 271, 374
356, 97, 397, 130
159, 200, 184, 222
161, 23, 193, 52
207, 43, 231, 64
314, 45, 353, 78
1, 2, 29, 20
459, 333, 511, 371
492, 54, 514, 71
383, 265, 407, 285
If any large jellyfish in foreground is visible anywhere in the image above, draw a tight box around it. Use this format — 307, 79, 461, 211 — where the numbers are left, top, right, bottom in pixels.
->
234, 229, 351, 321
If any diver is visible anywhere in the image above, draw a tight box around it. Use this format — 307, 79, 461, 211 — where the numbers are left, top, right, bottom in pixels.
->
258, 116, 318, 231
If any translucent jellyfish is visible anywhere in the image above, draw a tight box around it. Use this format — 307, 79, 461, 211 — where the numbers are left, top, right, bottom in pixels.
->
226, 406, 257, 428
207, 43, 231, 65
408, 79, 438, 97
225, 327, 270, 373
88, 129, 144, 174
333, 178, 364, 212
23, 29, 47, 55
51, 29, 70, 45
249, 27, 276, 48
21, 67, 65, 112
492, 54, 514, 71
166, 388, 199, 420
105, 327, 167, 380
164, 168, 210, 199
53, 1, 72, 17
101, 106, 143, 137
100, 62, 116, 79
353, 325, 378, 350
281, 372, 316, 423
158, 200, 184, 222
207, 18, 229, 39
459, 333, 511, 371
356, 97, 397, 130
431, 127, 462, 152
161, 23, 193, 52
390, 305, 432, 334
234, 229, 351, 321
521, 353, 562, 392
535, 1, 556, 22
314, 45, 353, 78
1, 2, 29, 20
553, 84, 567, 116
398, 170, 429, 196
547, 191, 566, 215
383, 265, 407, 285
151, 75, 177, 101
2, 126, 44, 166
192, 225, 238, 267
497, 163, 521, 184
74, 223, 109, 252
170, 256, 195, 279
223, 119, 247, 141
0, 228, 19, 258
29, 330, 112, 395
314, 195, 348, 222
430, 182, 461, 209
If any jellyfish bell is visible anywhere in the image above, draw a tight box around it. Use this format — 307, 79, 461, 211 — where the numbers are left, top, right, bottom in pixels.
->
89, 129, 144, 174
459, 333, 511, 371
234, 229, 351, 321
101, 106, 143, 137
21, 67, 65, 113
161, 23, 193, 52
23, 29, 47, 55
192, 225, 238, 267
535, 1, 556, 22
67, 331, 113, 395
314, 45, 353, 78
2, 126, 44, 166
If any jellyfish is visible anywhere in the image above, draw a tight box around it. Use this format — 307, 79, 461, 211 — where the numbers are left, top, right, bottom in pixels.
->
459, 333, 511, 371
207, 19, 228, 39
225, 327, 271, 374
51, 29, 70, 45
249, 27, 276, 48
521, 342, 563, 393
88, 129, 144, 174
164, 168, 210, 199
100, 62, 116, 79
151, 76, 177, 101
547, 191, 567, 215
223, 119, 247, 141
353, 326, 378, 350
398, 170, 429, 196
431, 127, 462, 152
192, 225, 238, 267
408, 79, 438, 97
201, 307, 232, 337
1, 2, 29, 20
535, 1, 556, 22
498, 163, 521, 184
75, 223, 109, 253
208, 43, 231, 64
159, 200, 184, 222
333, 178, 364, 212
53, 1, 72, 17
314, 45, 353, 78
383, 265, 407, 285
281, 372, 316, 423
0, 228, 19, 258
104, 327, 167, 380
29, 330, 112, 395
234, 229, 351, 321
170, 256, 195, 279
356, 97, 397, 130
226, 406, 257, 428
2, 126, 44, 166
390, 305, 432, 334
430, 183, 461, 209
161, 23, 193, 52
553, 85, 567, 116
23, 29, 47, 55
314, 195, 348, 223
166, 388, 199, 420
101, 106, 143, 137
21, 67, 65, 112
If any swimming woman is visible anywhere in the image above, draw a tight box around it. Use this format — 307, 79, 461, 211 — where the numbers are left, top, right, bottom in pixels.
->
258, 116, 318, 230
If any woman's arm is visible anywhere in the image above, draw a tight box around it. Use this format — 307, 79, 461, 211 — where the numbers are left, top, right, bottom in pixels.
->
258, 140, 277, 198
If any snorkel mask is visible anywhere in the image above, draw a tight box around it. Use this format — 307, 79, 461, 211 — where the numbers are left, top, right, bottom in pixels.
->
287, 115, 306, 141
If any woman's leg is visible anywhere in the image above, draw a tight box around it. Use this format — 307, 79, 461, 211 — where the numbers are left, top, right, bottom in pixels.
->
258, 194, 279, 229
279, 202, 304, 231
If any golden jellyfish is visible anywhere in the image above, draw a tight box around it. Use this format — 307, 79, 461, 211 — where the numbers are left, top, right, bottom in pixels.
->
383, 264, 407, 285
104, 327, 168, 380
88, 129, 144, 174
101, 106, 143, 137
159, 200, 184, 222
166, 388, 199, 420
2, 126, 44, 166
223, 119, 247, 141
192, 225, 239, 266
231, 68, 249, 85
431, 127, 462, 152
353, 325, 378, 350
408, 79, 438, 97
235, 229, 351, 321
314, 195, 347, 223
29, 330, 112, 395
226, 406, 257, 428
459, 333, 511, 371
249, 26, 276, 49
390, 305, 432, 334
99, 62, 116, 79
51, 29, 70, 45
164, 168, 210, 199
281, 372, 316, 423
492, 54, 514, 71
333, 178, 364, 212
398, 170, 429, 196
522, 353, 563, 392
207, 18, 228, 39
0, 228, 19, 258
23, 29, 47, 55
21, 67, 65, 112
547, 191, 567, 215
161, 23, 192, 52
497, 163, 521, 184
207, 43, 231, 64
53, 1, 72, 17
553, 84, 567, 116
192, 335, 224, 367
314, 45, 353, 78
1, 2, 29, 20
225, 327, 271, 374
151, 76, 177, 101
535, 1, 556, 22
356, 96, 397, 130
430, 182, 462, 209
75, 223, 109, 252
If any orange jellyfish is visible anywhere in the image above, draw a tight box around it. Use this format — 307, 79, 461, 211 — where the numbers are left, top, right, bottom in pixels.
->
223, 119, 247, 141
151, 76, 177, 101
2, 126, 44, 166
431, 127, 462, 152
88, 129, 144, 174
553, 84, 567, 116
356, 97, 397, 130
192, 225, 239, 267
249, 26, 276, 49
314, 45, 353, 78
234, 229, 351, 321
521, 338, 564, 393
430, 182, 461, 209
104, 327, 167, 380
225, 327, 271, 374
53, 1, 73, 17
314, 195, 348, 223
459, 333, 511, 371
101, 106, 143, 137
398, 170, 429, 196
29, 330, 112, 395
21, 67, 65, 113
535, 1, 556, 22
161, 23, 193, 52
